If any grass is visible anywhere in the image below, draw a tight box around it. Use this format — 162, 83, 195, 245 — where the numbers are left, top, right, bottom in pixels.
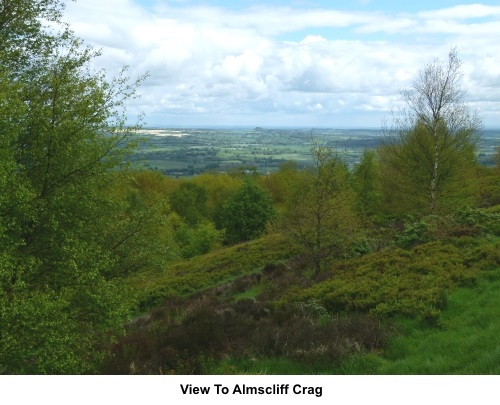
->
336, 269, 500, 374
233, 284, 263, 300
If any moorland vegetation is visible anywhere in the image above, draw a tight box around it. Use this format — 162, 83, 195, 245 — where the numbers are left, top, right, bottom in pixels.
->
1, 0, 500, 374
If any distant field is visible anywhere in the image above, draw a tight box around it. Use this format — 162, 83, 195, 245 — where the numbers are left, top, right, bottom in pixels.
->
129, 127, 500, 177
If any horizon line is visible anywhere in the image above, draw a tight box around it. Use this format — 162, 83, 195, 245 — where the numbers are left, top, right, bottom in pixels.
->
134, 125, 500, 131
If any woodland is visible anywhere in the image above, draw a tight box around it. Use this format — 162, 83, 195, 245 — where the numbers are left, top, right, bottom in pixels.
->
1, 0, 500, 374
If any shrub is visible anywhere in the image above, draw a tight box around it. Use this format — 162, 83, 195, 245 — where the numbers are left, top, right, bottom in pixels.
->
465, 242, 500, 271
450, 206, 500, 237
289, 241, 480, 321
395, 216, 439, 249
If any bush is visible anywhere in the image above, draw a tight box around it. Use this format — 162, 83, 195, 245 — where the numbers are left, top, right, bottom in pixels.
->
395, 216, 439, 249
465, 242, 500, 271
393, 208, 500, 250
450, 206, 500, 237
175, 221, 224, 259
290, 241, 480, 321
131, 233, 300, 312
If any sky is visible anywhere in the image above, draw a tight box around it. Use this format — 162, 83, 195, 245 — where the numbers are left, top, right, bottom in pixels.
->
61, 0, 500, 128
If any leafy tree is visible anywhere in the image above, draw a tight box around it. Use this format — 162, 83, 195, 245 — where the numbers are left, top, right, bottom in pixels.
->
170, 181, 208, 226
259, 161, 305, 213
280, 140, 360, 274
222, 178, 276, 244
192, 173, 242, 227
474, 165, 500, 208
105, 173, 179, 277
0, 0, 67, 70
380, 48, 481, 215
0, 0, 157, 373
353, 149, 382, 217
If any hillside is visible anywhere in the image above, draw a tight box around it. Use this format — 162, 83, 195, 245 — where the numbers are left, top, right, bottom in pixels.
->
3, 1, 500, 376
109, 231, 500, 374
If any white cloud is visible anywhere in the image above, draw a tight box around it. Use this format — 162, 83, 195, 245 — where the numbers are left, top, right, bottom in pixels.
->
61, 1, 500, 127
418, 4, 500, 20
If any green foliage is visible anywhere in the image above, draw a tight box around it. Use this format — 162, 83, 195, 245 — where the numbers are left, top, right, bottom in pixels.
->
0, 0, 153, 374
222, 178, 276, 244
395, 216, 439, 249
105, 174, 179, 277
280, 140, 361, 274
131, 233, 300, 311
379, 123, 478, 216
392, 206, 500, 250
464, 241, 500, 271
175, 220, 224, 259
115, 234, 500, 374
353, 149, 382, 217
191, 172, 242, 227
0, 275, 129, 374
258, 161, 304, 211
290, 241, 480, 322
380, 49, 481, 216
0, 0, 67, 71
170, 182, 209, 226
0, 70, 34, 257
452, 206, 500, 236
475, 165, 500, 207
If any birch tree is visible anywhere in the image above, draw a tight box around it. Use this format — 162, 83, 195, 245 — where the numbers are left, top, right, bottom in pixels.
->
380, 48, 481, 215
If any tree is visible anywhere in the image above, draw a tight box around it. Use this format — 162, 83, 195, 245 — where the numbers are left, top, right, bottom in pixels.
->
192, 172, 242, 227
222, 178, 276, 244
105, 172, 179, 277
258, 161, 304, 212
280, 140, 360, 274
170, 181, 209, 226
0, 0, 157, 373
353, 149, 382, 217
380, 48, 481, 215
0, 0, 66, 71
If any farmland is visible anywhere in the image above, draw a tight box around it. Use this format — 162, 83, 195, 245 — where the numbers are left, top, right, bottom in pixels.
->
129, 127, 500, 177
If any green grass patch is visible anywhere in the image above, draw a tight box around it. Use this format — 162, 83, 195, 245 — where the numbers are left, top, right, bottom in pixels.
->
376, 269, 500, 374
330, 269, 500, 374
233, 284, 263, 300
